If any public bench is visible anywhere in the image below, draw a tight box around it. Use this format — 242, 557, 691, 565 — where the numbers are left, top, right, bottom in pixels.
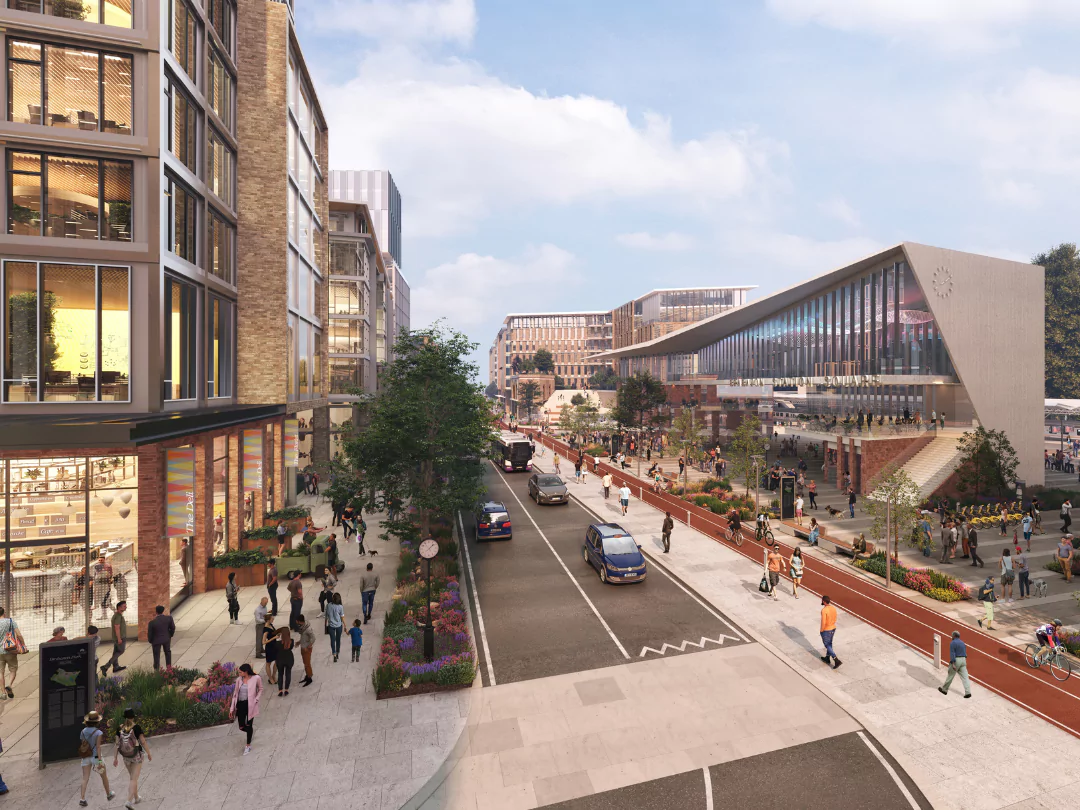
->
790, 524, 875, 560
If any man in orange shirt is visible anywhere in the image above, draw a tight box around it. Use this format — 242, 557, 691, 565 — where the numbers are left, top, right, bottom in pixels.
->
820, 595, 841, 669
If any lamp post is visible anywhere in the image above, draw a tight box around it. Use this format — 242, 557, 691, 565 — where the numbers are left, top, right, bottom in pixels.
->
680, 398, 698, 491
751, 454, 765, 519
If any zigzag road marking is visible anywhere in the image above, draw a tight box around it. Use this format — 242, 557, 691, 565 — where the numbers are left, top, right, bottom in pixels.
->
639, 634, 742, 658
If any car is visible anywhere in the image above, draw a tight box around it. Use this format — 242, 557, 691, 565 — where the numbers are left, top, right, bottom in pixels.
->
475, 502, 512, 541
582, 523, 646, 584
528, 472, 569, 505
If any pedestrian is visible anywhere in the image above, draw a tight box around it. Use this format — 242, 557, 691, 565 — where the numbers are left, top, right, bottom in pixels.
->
999, 505, 1009, 537
1022, 512, 1033, 550
225, 572, 241, 625
661, 512, 674, 553
340, 504, 354, 538
357, 515, 368, 556
766, 544, 786, 600
101, 601, 127, 679
847, 487, 857, 519
819, 595, 841, 669
1016, 546, 1031, 599
266, 560, 279, 616
227, 663, 263, 755
0, 608, 25, 699
795, 495, 805, 527
85, 624, 100, 673
50, 626, 67, 642
999, 547, 1015, 603
938, 630, 972, 699
1062, 499, 1073, 534
179, 537, 191, 585
1058, 536, 1074, 582
318, 567, 337, 616
960, 520, 971, 559
254, 597, 268, 659
939, 522, 954, 564
580, 457, 589, 487
976, 576, 996, 631
325, 533, 340, 571
287, 572, 304, 629
968, 523, 983, 567
146, 605, 174, 670
213, 514, 224, 551
618, 483, 631, 516
360, 562, 379, 624
348, 619, 363, 662
298, 614, 315, 686
276, 627, 295, 697
554, 454, 561, 474
574, 457, 582, 484
807, 518, 820, 547
326, 593, 345, 663
276, 520, 290, 556
112, 707, 151, 809
262, 616, 279, 685
602, 472, 613, 500
808, 480, 817, 510
789, 547, 804, 598
77, 711, 114, 807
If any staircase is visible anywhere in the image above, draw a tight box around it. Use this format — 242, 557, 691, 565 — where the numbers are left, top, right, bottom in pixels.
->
901, 433, 965, 499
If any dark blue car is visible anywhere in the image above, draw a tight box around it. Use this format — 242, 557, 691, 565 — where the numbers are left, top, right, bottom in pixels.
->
475, 502, 512, 541
582, 523, 646, 584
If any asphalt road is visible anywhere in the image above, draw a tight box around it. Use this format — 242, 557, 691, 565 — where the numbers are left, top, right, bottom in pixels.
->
540, 731, 932, 810
459, 463, 750, 686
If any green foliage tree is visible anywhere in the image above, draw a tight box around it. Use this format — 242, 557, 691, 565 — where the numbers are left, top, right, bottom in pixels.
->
484, 381, 498, 398
667, 407, 709, 488
554, 374, 566, 388
954, 426, 1020, 500
728, 414, 768, 496
518, 380, 540, 424
518, 357, 537, 373
1038, 243, 1080, 398
533, 348, 555, 373
341, 324, 495, 539
570, 393, 586, 406
864, 465, 923, 563
612, 370, 668, 474
587, 366, 620, 390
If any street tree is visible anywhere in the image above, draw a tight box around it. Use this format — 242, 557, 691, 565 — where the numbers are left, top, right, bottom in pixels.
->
341, 324, 495, 540
955, 426, 1020, 500
864, 465, 923, 570
518, 380, 540, 424
728, 414, 768, 496
588, 366, 620, 390
571, 393, 587, 406
667, 407, 710, 489
612, 370, 668, 475
1037, 243, 1080, 398
533, 348, 555, 373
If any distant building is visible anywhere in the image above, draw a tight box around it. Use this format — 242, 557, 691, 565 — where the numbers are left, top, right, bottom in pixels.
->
612, 287, 754, 349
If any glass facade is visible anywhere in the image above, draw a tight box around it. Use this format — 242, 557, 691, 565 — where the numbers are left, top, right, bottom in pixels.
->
7, 0, 134, 28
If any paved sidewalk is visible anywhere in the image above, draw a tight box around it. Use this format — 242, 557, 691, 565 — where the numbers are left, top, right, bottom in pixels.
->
421, 458, 1080, 810
0, 495, 470, 810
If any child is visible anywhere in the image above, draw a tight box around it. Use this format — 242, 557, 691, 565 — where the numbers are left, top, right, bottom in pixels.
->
348, 619, 363, 662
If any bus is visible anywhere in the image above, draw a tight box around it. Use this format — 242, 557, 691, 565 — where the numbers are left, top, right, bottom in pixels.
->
493, 431, 533, 472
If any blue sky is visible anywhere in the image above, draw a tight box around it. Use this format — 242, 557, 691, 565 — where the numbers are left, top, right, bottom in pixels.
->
297, 0, 1080, 378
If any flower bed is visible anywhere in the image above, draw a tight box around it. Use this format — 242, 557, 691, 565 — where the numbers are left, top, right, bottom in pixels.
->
95, 662, 238, 740
374, 523, 476, 698
854, 552, 969, 602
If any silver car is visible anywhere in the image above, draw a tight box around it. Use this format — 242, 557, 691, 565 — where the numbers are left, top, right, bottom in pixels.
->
529, 473, 569, 505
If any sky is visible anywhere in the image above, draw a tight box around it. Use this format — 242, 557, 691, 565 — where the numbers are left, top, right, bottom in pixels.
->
296, 0, 1080, 380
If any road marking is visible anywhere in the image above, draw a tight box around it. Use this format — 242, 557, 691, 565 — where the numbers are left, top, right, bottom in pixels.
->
491, 461, 631, 660
639, 635, 742, 658
857, 731, 921, 810
458, 510, 497, 687
703, 767, 713, 810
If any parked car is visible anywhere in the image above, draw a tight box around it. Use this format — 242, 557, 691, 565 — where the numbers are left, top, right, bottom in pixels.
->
529, 473, 569, 505
475, 501, 512, 541
582, 523, 646, 584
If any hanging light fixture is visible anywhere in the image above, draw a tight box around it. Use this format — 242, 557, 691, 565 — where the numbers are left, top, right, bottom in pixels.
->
60, 499, 76, 516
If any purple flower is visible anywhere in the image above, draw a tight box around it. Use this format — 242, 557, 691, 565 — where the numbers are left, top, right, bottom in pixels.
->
399, 637, 416, 650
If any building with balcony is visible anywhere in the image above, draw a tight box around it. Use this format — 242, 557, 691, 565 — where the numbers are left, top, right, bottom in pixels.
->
0, 0, 329, 645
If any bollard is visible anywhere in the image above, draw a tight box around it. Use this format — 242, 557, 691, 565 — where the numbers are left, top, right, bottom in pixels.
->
933, 633, 942, 669
687, 510, 691, 528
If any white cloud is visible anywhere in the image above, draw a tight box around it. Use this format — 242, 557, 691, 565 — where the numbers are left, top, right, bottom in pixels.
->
722, 230, 886, 283
310, 0, 476, 44
766, 0, 1080, 50
817, 196, 860, 227
615, 231, 696, 251
323, 49, 784, 237
410, 244, 579, 330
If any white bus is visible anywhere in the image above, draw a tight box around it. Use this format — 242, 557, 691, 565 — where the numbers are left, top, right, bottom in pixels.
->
493, 431, 533, 472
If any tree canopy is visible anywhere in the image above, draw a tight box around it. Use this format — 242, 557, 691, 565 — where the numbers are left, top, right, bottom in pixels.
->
954, 426, 1019, 500
727, 414, 768, 496
612, 371, 667, 433
533, 348, 555, 373
587, 366, 620, 390
340, 325, 495, 539
864, 465, 923, 561
518, 380, 540, 423
1037, 243, 1080, 398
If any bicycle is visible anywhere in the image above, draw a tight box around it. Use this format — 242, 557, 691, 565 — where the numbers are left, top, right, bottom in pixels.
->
721, 524, 744, 547
1024, 643, 1073, 681
756, 526, 775, 544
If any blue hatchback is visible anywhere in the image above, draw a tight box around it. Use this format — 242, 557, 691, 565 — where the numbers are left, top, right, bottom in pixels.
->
475, 502, 512, 541
582, 523, 646, 584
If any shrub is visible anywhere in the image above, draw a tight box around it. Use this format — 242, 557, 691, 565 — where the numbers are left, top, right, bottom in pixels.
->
384, 622, 417, 643
161, 666, 205, 687
445, 539, 459, 559
177, 700, 225, 729
436, 661, 476, 686
242, 526, 279, 541
209, 549, 270, 568
385, 599, 408, 625
264, 506, 310, 521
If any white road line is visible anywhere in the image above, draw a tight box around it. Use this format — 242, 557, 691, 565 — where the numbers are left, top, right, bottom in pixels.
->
857, 731, 921, 810
703, 767, 714, 810
458, 510, 497, 687
491, 461, 631, 659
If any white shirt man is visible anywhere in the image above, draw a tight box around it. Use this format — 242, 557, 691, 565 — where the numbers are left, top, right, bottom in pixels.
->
618, 485, 632, 515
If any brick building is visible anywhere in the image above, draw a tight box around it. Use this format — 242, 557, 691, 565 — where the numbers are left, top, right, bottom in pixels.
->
0, 0, 328, 644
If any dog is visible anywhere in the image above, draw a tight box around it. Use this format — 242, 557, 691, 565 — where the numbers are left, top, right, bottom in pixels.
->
1033, 578, 1048, 598
368, 549, 379, 557
825, 505, 845, 519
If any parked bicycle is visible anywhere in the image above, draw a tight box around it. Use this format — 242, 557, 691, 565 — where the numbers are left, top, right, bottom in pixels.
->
1024, 643, 1073, 681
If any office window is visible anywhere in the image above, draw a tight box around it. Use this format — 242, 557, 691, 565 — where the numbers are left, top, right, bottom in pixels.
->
166, 173, 197, 262
2, 261, 129, 402
167, 77, 198, 173
7, 0, 133, 27
329, 357, 360, 395
329, 281, 361, 315
328, 319, 364, 354
207, 47, 234, 131
313, 328, 323, 394
207, 127, 234, 206
7, 150, 131, 241
171, 0, 197, 80
288, 249, 297, 309
207, 295, 233, 398
298, 321, 310, 397
164, 275, 197, 400
207, 209, 234, 284
207, 0, 233, 53
286, 315, 295, 399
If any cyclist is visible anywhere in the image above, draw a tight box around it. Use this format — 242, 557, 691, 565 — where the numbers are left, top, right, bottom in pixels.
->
756, 511, 772, 542
1037, 620, 1064, 658
727, 509, 742, 542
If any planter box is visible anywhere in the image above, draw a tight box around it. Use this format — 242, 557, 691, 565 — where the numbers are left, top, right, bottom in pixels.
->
241, 536, 278, 557
206, 564, 267, 590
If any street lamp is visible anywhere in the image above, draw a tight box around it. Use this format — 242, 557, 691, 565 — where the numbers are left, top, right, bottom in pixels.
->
751, 454, 765, 520
681, 398, 699, 491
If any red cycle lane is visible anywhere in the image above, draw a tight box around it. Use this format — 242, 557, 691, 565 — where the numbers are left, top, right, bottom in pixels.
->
522, 427, 1080, 738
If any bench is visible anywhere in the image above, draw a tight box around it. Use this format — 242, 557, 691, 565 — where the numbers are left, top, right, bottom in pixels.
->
790, 525, 876, 559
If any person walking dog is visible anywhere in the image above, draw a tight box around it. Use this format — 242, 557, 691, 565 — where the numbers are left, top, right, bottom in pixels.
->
820, 595, 841, 669
938, 630, 972, 699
